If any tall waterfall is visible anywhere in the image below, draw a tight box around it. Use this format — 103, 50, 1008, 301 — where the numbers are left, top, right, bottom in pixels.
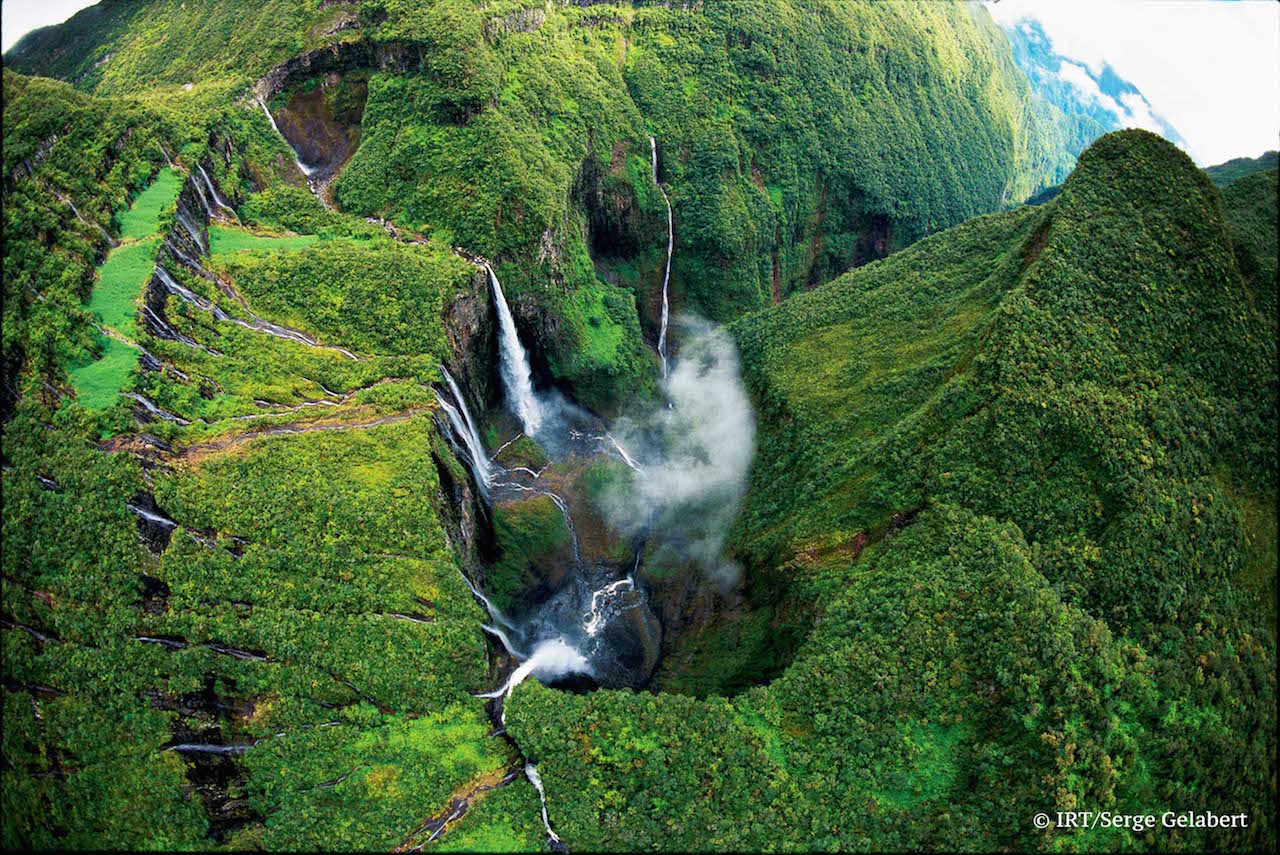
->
650, 136, 673, 378
436, 366, 492, 491
488, 266, 544, 435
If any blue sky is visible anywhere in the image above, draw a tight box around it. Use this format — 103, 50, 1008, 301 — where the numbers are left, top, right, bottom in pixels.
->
5, 0, 1278, 165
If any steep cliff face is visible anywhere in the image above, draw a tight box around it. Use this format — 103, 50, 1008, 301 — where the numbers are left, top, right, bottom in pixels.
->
7, 0, 1087, 414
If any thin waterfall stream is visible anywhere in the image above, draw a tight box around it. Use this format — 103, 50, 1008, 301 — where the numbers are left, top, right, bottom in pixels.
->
650, 136, 673, 377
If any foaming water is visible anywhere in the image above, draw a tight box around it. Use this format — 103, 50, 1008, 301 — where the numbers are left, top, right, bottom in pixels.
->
488, 267, 544, 435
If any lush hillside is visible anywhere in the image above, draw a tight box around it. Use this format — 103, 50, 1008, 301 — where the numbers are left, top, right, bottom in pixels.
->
3, 2, 1276, 852
2, 65, 547, 849
506, 131, 1277, 852
1205, 150, 1279, 188
1218, 166, 1278, 329
6, 0, 1086, 412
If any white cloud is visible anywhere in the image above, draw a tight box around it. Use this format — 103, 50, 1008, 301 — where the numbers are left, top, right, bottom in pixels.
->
1117, 91, 1163, 135
986, 0, 1280, 165
1056, 59, 1126, 120
3, 0, 100, 53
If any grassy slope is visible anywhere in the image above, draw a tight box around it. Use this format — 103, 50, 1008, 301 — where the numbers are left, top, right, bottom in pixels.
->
505, 131, 1277, 852
70, 168, 185, 411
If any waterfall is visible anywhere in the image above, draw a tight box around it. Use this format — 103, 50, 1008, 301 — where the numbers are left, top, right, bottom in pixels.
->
154, 266, 228, 320
174, 204, 207, 254
650, 136, 673, 378
488, 266, 544, 435
439, 366, 492, 489
190, 175, 216, 221
482, 624, 525, 659
154, 265, 359, 360
257, 99, 319, 177
126, 501, 179, 528
124, 393, 191, 425
458, 568, 518, 633
478, 638, 591, 706
525, 763, 563, 846
197, 164, 238, 219
583, 576, 634, 636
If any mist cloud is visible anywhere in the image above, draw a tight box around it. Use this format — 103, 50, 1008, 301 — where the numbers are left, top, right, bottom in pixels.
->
600, 318, 756, 586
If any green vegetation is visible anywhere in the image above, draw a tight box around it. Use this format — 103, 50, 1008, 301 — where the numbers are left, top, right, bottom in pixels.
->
5, 0, 1277, 851
6, 0, 1090, 414
487, 496, 574, 613
66, 335, 141, 412
208, 223, 321, 255
1219, 167, 1278, 326
1204, 150, 1279, 187
73, 165, 182, 410
87, 239, 161, 334
211, 238, 472, 357
506, 131, 1277, 852
117, 168, 183, 239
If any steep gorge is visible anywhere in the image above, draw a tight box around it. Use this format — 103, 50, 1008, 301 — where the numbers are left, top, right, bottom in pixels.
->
3, 2, 1275, 853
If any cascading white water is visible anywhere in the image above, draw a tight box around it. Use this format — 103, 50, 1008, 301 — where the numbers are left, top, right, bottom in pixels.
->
583, 576, 634, 636
650, 136, 673, 378
197, 164, 237, 219
478, 638, 591, 708
154, 264, 359, 359
482, 624, 525, 659
175, 203, 207, 253
481, 642, 590, 707
191, 175, 216, 220
436, 366, 493, 490
525, 763, 562, 845
488, 266, 544, 435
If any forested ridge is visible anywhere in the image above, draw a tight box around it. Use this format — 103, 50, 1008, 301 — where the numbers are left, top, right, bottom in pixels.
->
2, 1, 1276, 851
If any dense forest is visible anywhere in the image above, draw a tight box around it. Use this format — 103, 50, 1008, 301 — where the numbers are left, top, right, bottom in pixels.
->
2, 1, 1276, 852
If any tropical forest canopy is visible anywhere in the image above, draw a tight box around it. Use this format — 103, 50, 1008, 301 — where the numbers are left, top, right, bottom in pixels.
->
1, 1, 1275, 852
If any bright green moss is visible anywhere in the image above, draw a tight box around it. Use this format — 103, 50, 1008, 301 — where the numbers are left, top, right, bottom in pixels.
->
87, 237, 160, 335
67, 335, 138, 411
487, 495, 573, 612
116, 167, 182, 239
208, 223, 323, 255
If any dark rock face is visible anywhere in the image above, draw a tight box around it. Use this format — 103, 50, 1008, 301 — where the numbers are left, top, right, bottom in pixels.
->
573, 137, 648, 261
273, 72, 369, 182
443, 267, 501, 412
144, 175, 211, 342
588, 588, 662, 689
251, 41, 421, 104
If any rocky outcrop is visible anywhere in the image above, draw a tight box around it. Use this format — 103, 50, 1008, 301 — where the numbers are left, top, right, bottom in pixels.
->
250, 41, 421, 104
443, 266, 501, 413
